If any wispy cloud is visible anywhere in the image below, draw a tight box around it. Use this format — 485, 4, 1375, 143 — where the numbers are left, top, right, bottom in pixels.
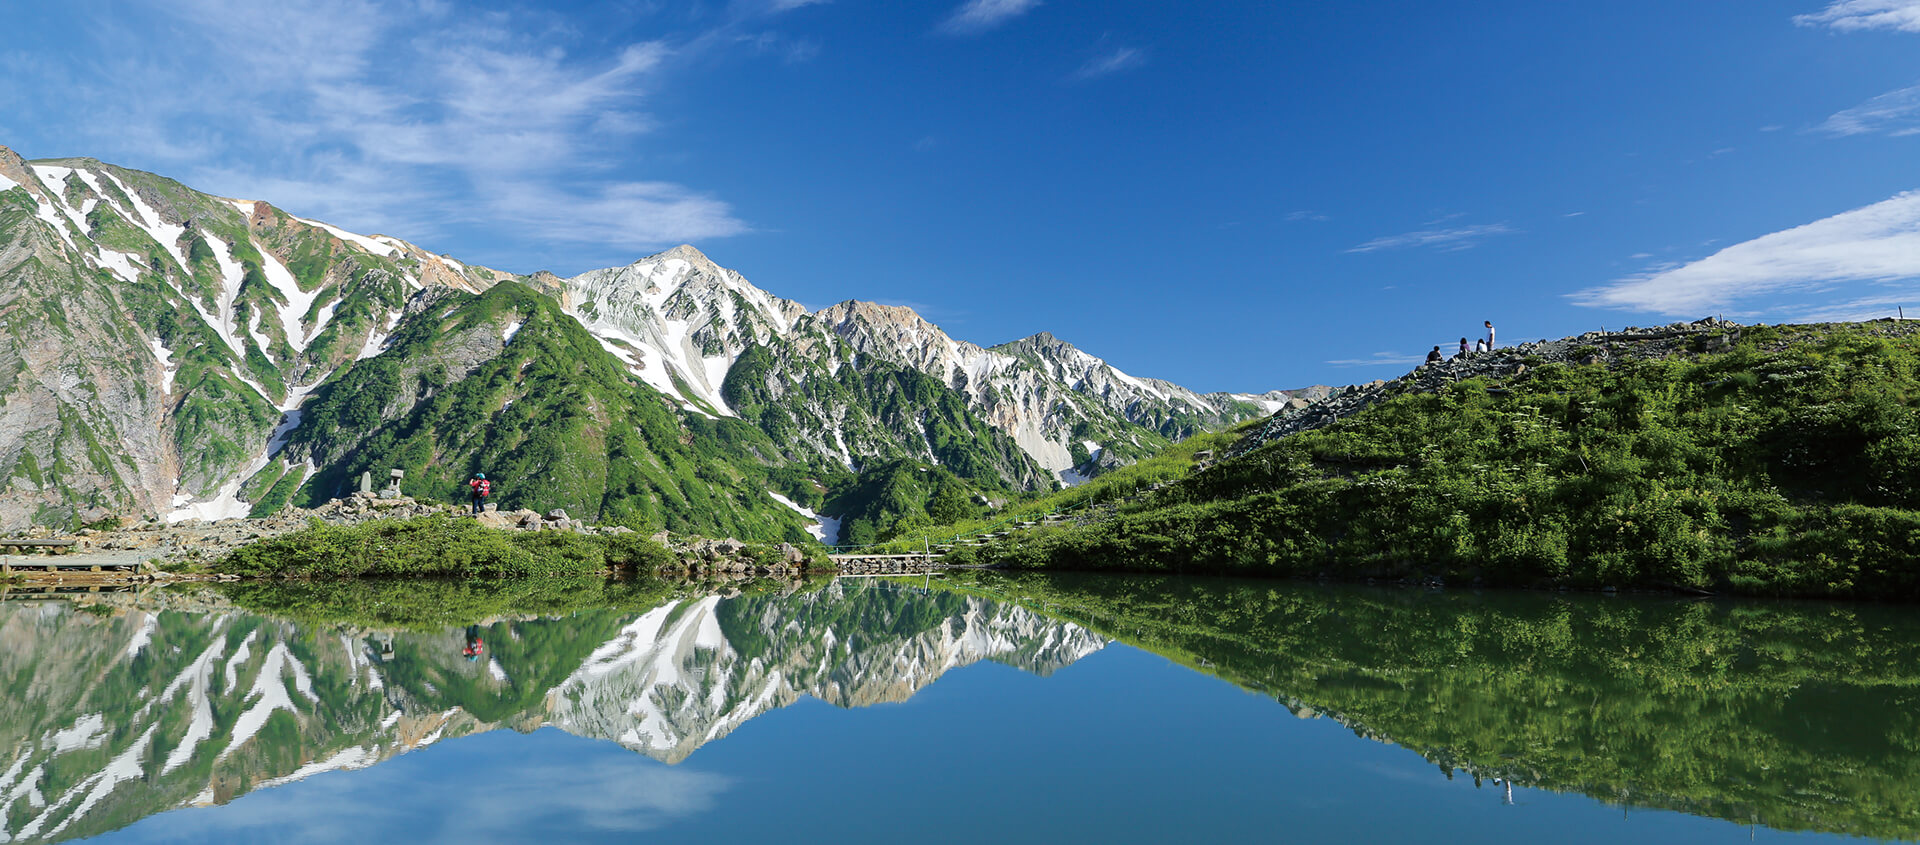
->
1572, 190, 1920, 315
14, 0, 750, 268
124, 742, 733, 842
1816, 82, 1920, 136
938, 0, 1040, 35
1794, 0, 1920, 32
1285, 210, 1330, 222
1325, 352, 1426, 368
1069, 46, 1146, 81
1346, 222, 1516, 253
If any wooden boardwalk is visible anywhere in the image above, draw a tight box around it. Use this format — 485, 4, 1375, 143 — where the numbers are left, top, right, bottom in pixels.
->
2, 558, 146, 575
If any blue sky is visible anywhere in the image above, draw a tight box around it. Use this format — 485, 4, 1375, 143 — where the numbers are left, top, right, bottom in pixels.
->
5, 1, 1920, 391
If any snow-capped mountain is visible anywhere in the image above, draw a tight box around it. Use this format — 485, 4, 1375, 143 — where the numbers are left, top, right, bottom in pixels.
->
0, 144, 1306, 531
554, 244, 807, 418
0, 146, 505, 526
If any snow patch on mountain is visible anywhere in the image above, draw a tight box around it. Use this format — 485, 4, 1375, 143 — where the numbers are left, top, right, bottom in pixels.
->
253, 746, 377, 791
767, 491, 841, 544
223, 642, 315, 759
48, 714, 107, 755
31, 725, 155, 840
256, 244, 327, 352
94, 247, 143, 283
294, 216, 397, 257
125, 614, 158, 659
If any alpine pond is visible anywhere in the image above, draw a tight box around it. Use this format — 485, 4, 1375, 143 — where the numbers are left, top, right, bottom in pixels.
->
1, 574, 1915, 843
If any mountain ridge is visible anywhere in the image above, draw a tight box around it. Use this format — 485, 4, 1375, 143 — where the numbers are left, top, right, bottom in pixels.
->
2, 145, 1312, 533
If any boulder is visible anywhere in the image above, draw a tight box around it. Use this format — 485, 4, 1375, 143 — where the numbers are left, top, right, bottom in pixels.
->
475, 510, 520, 531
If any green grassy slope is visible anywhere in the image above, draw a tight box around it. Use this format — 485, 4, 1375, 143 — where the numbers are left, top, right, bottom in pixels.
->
943, 322, 1920, 599
285, 282, 814, 542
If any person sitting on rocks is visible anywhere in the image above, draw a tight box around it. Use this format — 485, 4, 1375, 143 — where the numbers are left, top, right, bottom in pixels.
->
1425, 346, 1443, 365
468, 473, 491, 514
1457, 337, 1469, 358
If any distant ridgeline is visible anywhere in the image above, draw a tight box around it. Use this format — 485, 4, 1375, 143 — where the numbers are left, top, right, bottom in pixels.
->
943, 321, 1920, 599
0, 145, 1305, 538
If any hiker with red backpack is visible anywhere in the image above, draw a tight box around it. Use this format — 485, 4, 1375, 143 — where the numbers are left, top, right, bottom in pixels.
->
468, 473, 492, 514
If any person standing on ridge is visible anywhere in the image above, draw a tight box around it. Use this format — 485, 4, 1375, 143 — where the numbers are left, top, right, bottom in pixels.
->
468, 473, 491, 514
1485, 320, 1496, 350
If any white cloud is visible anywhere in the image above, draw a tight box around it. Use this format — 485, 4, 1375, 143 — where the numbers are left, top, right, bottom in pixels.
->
1285, 210, 1330, 222
1816, 82, 1920, 136
25, 1, 748, 265
1325, 352, 1426, 368
1346, 223, 1516, 253
127, 739, 733, 842
1572, 190, 1920, 315
1794, 0, 1920, 32
939, 0, 1041, 35
1069, 47, 1146, 81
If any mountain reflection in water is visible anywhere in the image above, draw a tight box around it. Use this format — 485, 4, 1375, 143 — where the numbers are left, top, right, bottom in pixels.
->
1, 575, 1915, 843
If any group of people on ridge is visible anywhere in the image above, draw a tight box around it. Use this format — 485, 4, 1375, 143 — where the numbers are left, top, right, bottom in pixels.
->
1427, 320, 1496, 365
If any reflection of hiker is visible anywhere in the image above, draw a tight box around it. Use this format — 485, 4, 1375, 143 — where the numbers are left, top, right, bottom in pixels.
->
1425, 346, 1442, 365
468, 473, 491, 514
462, 625, 484, 662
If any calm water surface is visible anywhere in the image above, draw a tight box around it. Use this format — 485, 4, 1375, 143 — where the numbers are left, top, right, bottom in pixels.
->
1, 573, 1915, 843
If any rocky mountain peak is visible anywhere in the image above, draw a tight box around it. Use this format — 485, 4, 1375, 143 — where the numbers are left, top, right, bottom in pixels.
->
655, 243, 715, 265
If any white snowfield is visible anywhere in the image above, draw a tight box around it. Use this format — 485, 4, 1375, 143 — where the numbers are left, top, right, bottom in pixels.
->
767, 491, 842, 544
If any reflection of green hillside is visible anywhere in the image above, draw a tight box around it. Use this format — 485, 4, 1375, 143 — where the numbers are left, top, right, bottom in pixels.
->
715, 579, 973, 658
949, 572, 1920, 840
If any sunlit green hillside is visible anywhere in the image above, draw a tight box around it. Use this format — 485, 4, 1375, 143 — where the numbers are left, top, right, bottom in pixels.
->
939, 322, 1920, 599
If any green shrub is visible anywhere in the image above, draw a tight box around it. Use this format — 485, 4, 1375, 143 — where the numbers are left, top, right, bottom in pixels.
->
217, 516, 673, 579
